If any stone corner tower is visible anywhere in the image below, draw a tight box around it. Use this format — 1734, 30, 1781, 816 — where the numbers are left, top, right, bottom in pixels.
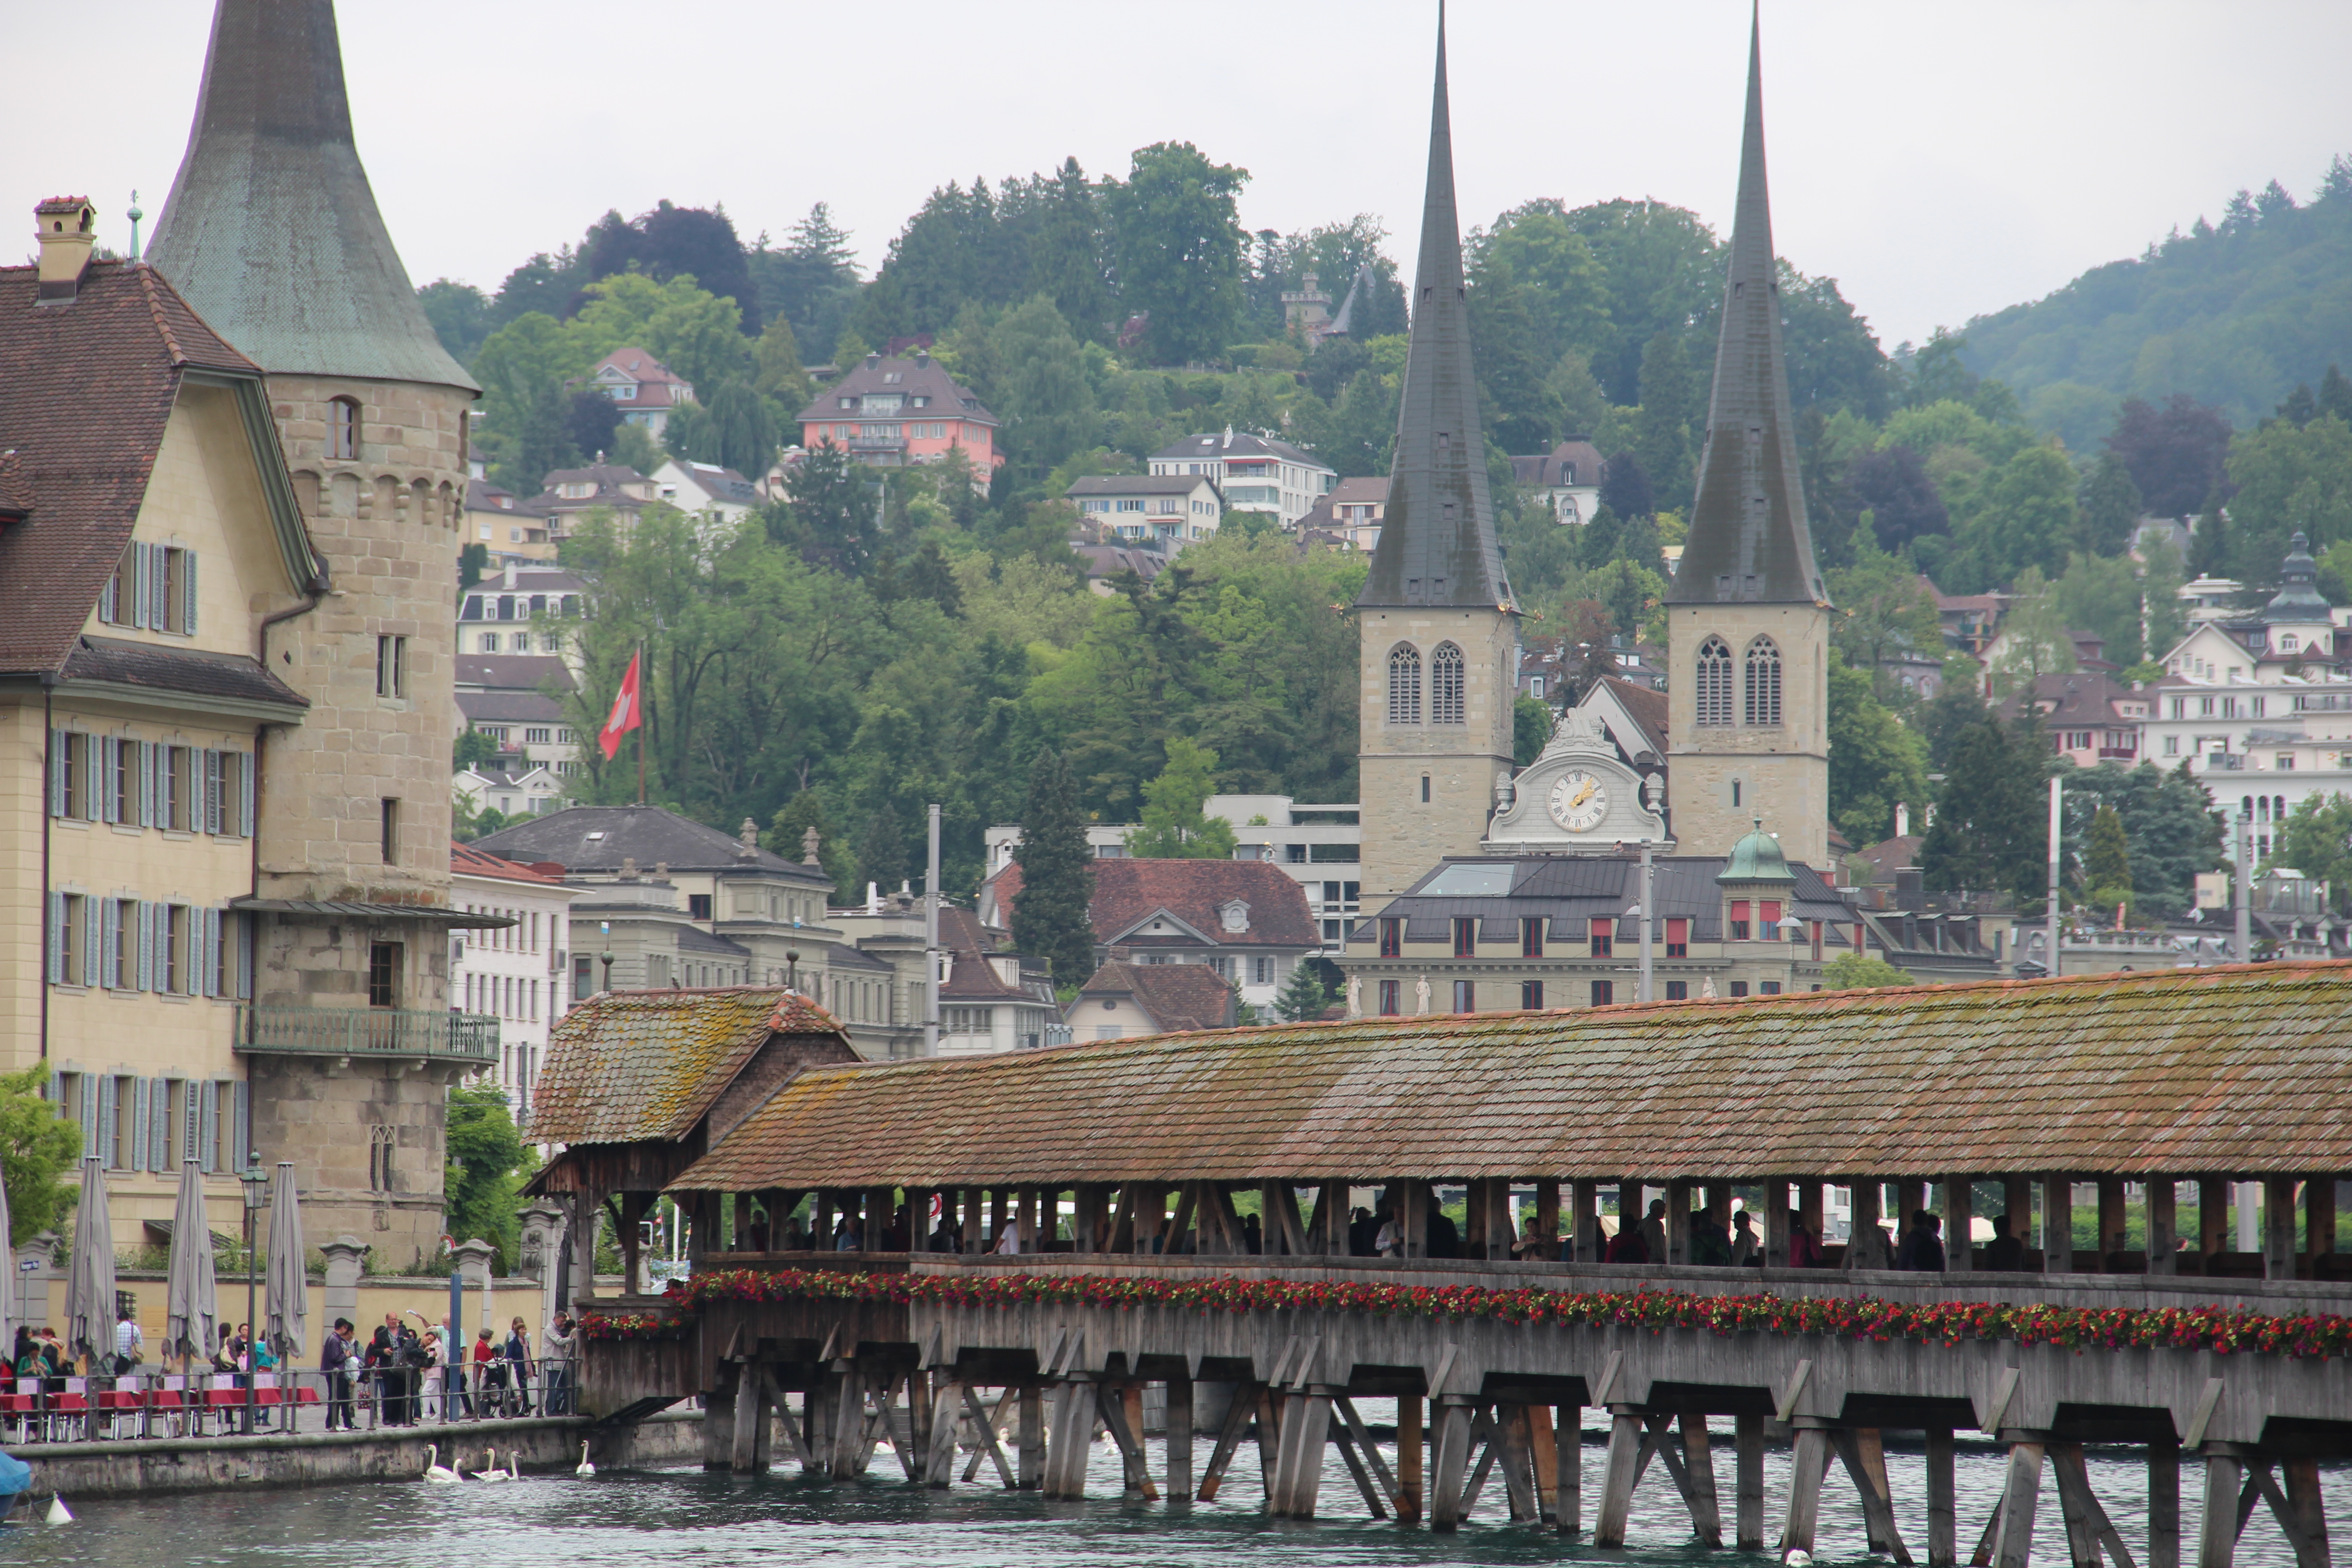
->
150, 0, 483, 1268
1357, 10, 1519, 906
1662, 12, 1831, 869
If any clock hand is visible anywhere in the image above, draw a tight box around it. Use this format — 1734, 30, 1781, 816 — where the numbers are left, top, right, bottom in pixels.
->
1568, 779, 1596, 810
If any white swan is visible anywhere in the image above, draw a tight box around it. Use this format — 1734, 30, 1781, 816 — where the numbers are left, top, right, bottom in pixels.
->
575, 1441, 596, 1478
423, 1443, 462, 1483
505, 1451, 521, 1482
476, 1447, 510, 1483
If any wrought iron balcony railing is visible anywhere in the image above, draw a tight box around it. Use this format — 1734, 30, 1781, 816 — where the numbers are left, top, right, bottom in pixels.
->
233, 1005, 500, 1063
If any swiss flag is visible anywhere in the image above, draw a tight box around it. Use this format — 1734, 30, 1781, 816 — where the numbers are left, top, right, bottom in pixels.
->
598, 651, 642, 760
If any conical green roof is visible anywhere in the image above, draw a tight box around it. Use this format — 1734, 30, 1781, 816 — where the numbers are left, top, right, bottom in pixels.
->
1717, 819, 1796, 884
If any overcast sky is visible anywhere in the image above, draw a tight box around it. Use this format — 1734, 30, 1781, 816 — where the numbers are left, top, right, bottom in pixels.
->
15, 1, 2350, 351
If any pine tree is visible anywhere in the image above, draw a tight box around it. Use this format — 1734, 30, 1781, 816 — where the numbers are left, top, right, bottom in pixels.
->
1920, 718, 2045, 898
1011, 750, 1098, 989
1273, 960, 1330, 1022
856, 799, 907, 893
2084, 802, 2134, 914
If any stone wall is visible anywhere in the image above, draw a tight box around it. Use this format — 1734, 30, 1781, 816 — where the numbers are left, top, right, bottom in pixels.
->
247, 1056, 458, 1271
1665, 602, 1830, 866
1357, 607, 1517, 906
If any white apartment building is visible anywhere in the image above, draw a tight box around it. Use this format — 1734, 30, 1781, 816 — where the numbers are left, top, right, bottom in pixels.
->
1149, 428, 1335, 530
449, 844, 580, 1119
2144, 676, 2352, 859
985, 794, 1362, 948
1064, 474, 1225, 555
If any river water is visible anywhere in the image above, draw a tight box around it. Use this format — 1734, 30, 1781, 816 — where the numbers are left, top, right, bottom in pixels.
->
20, 1421, 2347, 1567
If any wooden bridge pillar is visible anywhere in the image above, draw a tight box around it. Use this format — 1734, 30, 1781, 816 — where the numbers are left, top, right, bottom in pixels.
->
1273, 1385, 1334, 1515
1994, 1433, 2048, 1568
2148, 1179, 2180, 1275
1779, 1419, 1832, 1558
831, 1359, 867, 1475
1943, 1179, 1975, 1272
1667, 1180, 1693, 1264
1397, 1394, 1424, 1521
1681, 1411, 1724, 1546
703, 1365, 736, 1470
732, 1360, 773, 1472
1595, 1406, 1644, 1546
1926, 1425, 1957, 1566
2197, 1448, 2243, 1568
1555, 1403, 1582, 1534
1165, 1375, 1194, 1499
1736, 1410, 1767, 1549
1764, 1180, 1791, 1267
2043, 1175, 2077, 1273
1571, 1181, 1600, 1262
1045, 1376, 1094, 1497
2265, 1178, 2300, 1280
2200, 1178, 2230, 1264
1850, 1179, 1888, 1269
1017, 1384, 1044, 1489
2098, 1179, 2130, 1266
1430, 1395, 1476, 1530
2149, 1439, 2181, 1568
1835, 1426, 1914, 1563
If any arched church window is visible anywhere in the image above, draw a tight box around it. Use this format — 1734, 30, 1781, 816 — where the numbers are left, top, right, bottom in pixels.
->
1431, 642, 1465, 724
1387, 644, 1422, 725
1744, 637, 1782, 727
1695, 637, 1733, 727
328, 397, 359, 461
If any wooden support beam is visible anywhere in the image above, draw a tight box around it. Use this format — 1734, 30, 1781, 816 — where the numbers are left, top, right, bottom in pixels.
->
1329, 1410, 1389, 1519
1780, 1424, 1831, 1558
1529, 1401, 1560, 1524
1301, 1183, 1329, 1256
1321, 1180, 1351, 1254
1572, 1180, 1601, 1264
1499, 1404, 1540, 1523
1680, 1411, 1724, 1546
1557, 1405, 1583, 1535
960, 1387, 1014, 1485
2265, 1178, 2300, 1281
1537, 1180, 1561, 1260
1430, 1397, 1476, 1530
2310, 1178, 2337, 1264
1016, 1385, 1044, 1491
872, 1374, 922, 1482
924, 1377, 962, 1486
1460, 1406, 1502, 1516
1045, 1379, 1094, 1498
703, 1363, 737, 1470
1617, 1180, 1645, 1260
2099, 1179, 2130, 1270
2054, 1441, 2142, 1568
1166, 1184, 1200, 1256
2278, 1457, 2333, 1568
1837, 1426, 1917, 1565
1274, 1389, 1334, 1516
1269, 1181, 1310, 1258
1097, 1383, 1160, 1500
1945, 1180, 1976, 1272
1764, 1178, 1792, 1268
2149, 1442, 2181, 1568
1928, 1426, 1958, 1567
830, 1360, 865, 1477
804, 1367, 834, 1474
1195, 1381, 1257, 1502
1851, 1178, 1887, 1269
1255, 1386, 1283, 1504
2147, 1179, 2180, 1276
2199, 1178, 2231, 1262
1597, 1409, 1645, 1547
1464, 1177, 1490, 1259
1997, 1438, 2048, 1568
1165, 1376, 1194, 1501
2199, 1451, 2245, 1568
1737, 1411, 1767, 1550
1336, 1395, 1404, 1516
1667, 1178, 1694, 1264
731, 1360, 771, 1472
2044, 1175, 2077, 1274
1398, 1393, 1425, 1521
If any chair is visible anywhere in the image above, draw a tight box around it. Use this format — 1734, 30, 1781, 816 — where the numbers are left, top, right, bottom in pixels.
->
53, 1377, 90, 1442
147, 1375, 189, 1438
95, 1374, 145, 1438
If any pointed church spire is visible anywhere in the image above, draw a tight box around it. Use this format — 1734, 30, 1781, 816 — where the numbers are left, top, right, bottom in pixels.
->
1666, 6, 1822, 607
1357, 5, 1510, 611
149, 0, 475, 391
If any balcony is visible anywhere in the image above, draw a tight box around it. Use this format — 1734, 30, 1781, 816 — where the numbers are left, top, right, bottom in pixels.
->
2203, 753, 2246, 771
234, 1005, 500, 1064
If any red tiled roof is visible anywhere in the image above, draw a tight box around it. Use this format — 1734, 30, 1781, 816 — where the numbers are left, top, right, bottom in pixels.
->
671, 961, 2352, 1192
1077, 958, 1235, 1033
451, 843, 568, 886
0, 260, 264, 673
991, 858, 1319, 948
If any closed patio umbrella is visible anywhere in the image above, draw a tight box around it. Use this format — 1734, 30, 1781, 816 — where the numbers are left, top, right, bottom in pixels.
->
63, 1157, 116, 1370
165, 1159, 218, 1365
0, 1152, 16, 1354
262, 1162, 306, 1358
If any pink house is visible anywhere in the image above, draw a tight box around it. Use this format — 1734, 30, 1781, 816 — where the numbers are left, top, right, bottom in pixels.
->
797, 351, 1001, 480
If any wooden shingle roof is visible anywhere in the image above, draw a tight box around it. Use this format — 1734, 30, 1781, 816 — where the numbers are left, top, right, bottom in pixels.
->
671, 961, 2352, 1192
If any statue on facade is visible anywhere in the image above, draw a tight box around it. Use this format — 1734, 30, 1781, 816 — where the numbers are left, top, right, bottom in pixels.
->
803, 825, 822, 867
1415, 975, 1431, 1014
1346, 975, 1361, 1018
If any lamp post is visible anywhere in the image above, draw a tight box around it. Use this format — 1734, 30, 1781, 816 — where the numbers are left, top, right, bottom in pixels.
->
240, 1165, 268, 1433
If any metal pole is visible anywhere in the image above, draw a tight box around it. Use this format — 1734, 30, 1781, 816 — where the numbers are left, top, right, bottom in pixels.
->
924, 803, 942, 1058
2234, 811, 2252, 964
1638, 841, 1656, 1004
2045, 775, 2062, 980
245, 1205, 257, 1435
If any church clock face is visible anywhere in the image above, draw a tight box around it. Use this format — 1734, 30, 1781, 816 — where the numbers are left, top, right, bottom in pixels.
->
1548, 769, 1609, 833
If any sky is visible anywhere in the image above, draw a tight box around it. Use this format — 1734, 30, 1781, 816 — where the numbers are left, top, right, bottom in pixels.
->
11, 0, 2351, 352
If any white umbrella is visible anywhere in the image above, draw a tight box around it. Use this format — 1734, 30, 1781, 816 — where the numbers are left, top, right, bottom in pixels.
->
262, 1162, 306, 1358
0, 1148, 16, 1353
63, 1157, 116, 1369
165, 1159, 218, 1364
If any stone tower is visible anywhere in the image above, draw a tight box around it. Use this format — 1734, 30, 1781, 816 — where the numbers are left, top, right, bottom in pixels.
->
1356, 11, 1519, 906
1662, 14, 1832, 868
150, 0, 484, 1266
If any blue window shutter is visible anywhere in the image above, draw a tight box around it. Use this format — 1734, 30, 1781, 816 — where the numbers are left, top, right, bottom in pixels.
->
48, 730, 65, 818
183, 551, 198, 636
204, 908, 223, 997
98, 1076, 117, 1168
182, 1079, 198, 1169
46, 892, 64, 984
80, 1072, 98, 1148
101, 899, 120, 989
98, 737, 115, 823
151, 1080, 172, 1171
202, 750, 220, 834
136, 902, 155, 992
198, 1081, 217, 1173
233, 1080, 250, 1173
129, 1078, 148, 1172
79, 735, 98, 823
130, 544, 148, 627
98, 569, 114, 625
239, 752, 256, 838
83, 895, 100, 986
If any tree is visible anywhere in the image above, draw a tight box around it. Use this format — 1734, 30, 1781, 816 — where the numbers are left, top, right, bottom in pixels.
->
454, 729, 500, 771
1632, 332, 1699, 504
2272, 793, 2352, 913
753, 317, 813, 413
1920, 716, 2046, 898
764, 789, 856, 892
2053, 550, 2150, 667
1125, 737, 1238, 858
1011, 750, 1097, 988
857, 799, 909, 892
581, 199, 760, 335
458, 542, 489, 591
1917, 657, 1990, 771
1821, 953, 1916, 990
2223, 411, 2352, 577
690, 382, 779, 478
1473, 203, 1612, 369
2076, 451, 2144, 557
1599, 452, 1653, 519
1826, 534, 1942, 690
565, 388, 621, 460
0, 1061, 82, 1244
1964, 444, 2078, 587
780, 439, 875, 573
1988, 566, 2076, 699
417, 279, 494, 366
1514, 696, 1554, 767
1467, 256, 1561, 453
1272, 960, 1331, 1022
1827, 651, 1931, 846
1842, 445, 1949, 551
1104, 142, 1250, 365
2063, 761, 2224, 918
444, 1086, 534, 1272
2104, 394, 2234, 518
994, 296, 1098, 482
2083, 802, 2134, 914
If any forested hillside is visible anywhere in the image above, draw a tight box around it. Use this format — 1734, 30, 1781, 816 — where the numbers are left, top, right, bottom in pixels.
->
1961, 156, 2352, 448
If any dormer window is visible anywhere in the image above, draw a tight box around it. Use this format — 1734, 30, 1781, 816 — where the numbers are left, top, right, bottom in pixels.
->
883, 372, 903, 384
328, 397, 359, 461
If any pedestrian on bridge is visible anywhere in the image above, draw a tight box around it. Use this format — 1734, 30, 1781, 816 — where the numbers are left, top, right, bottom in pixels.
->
1730, 1209, 1759, 1266
1638, 1199, 1667, 1261
544, 1312, 578, 1416
323, 1319, 358, 1431
1984, 1212, 2026, 1271
1896, 1210, 1946, 1271
1787, 1210, 1825, 1269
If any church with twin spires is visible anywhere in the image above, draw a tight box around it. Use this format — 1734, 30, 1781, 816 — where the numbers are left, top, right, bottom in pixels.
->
1339, 14, 1980, 1012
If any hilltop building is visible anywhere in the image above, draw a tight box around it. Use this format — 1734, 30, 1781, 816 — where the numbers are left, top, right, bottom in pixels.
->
797, 351, 1000, 480
1149, 430, 1336, 530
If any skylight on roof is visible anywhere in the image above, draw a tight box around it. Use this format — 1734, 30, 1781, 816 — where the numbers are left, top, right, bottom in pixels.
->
586, 831, 606, 842
1419, 863, 1517, 897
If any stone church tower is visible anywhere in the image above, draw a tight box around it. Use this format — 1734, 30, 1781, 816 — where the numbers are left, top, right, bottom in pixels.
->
1356, 14, 1519, 906
1662, 15, 1833, 869
151, 0, 485, 1265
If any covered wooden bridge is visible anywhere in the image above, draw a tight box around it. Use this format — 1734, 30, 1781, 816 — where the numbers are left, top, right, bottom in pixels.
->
534, 960, 2352, 1568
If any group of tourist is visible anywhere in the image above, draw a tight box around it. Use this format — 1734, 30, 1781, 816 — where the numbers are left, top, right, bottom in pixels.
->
356, 1309, 580, 1426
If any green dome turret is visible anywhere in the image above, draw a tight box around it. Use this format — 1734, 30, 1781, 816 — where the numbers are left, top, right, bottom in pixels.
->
1717, 818, 1796, 884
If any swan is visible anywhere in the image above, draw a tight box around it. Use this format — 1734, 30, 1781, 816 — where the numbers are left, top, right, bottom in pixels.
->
575, 1441, 596, 1478
476, 1448, 511, 1483
423, 1444, 462, 1483
506, 1451, 521, 1482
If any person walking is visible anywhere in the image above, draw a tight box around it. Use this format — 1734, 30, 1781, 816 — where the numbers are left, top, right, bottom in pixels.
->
1895, 1210, 1947, 1272
472, 1328, 504, 1417
542, 1312, 578, 1416
1787, 1210, 1825, 1269
502, 1317, 534, 1416
1637, 1199, 1668, 1262
112, 1306, 145, 1378
322, 1319, 358, 1431
1729, 1209, 1759, 1266
1984, 1212, 2027, 1271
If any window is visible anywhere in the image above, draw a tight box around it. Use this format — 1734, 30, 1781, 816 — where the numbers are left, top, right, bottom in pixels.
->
687, 894, 714, 921
2170, 698, 2185, 720
1528, 676, 1544, 701
1590, 917, 1614, 958
1387, 644, 1422, 725
1253, 955, 1273, 985
1452, 917, 1477, 958
328, 397, 360, 461
1590, 980, 1615, 1007
1666, 918, 1689, 958
1761, 899, 1783, 931
1732, 779, 1743, 808
1695, 637, 1734, 726
1452, 980, 1475, 1014
380, 799, 399, 864
1421, 774, 1431, 804
479, 632, 498, 652
525, 728, 551, 745
376, 634, 406, 698
1665, 980, 1689, 1000
1729, 981, 1750, 998
1378, 979, 1401, 1015
2278, 754, 2296, 771
368, 941, 402, 1008
1379, 918, 1402, 958
573, 954, 593, 1001
163, 904, 186, 994
1521, 918, 1545, 958
1520, 980, 1544, 1010
2164, 736, 2180, 756
1430, 642, 1465, 724
50, 893, 87, 986
1744, 637, 1782, 726
369, 1126, 394, 1192
1729, 901, 1752, 941
1759, 980, 1783, 995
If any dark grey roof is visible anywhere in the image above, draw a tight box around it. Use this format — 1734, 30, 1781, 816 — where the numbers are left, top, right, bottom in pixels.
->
2267, 532, 2332, 620
1325, 265, 1372, 337
678, 925, 753, 959
147, 0, 475, 392
1066, 475, 1220, 496
456, 690, 564, 723
826, 941, 895, 974
452, 654, 574, 693
1152, 431, 1327, 469
472, 804, 828, 885
61, 634, 308, 712
1351, 854, 1851, 946
231, 897, 508, 927
1666, 14, 1823, 609
800, 354, 995, 426
1357, 16, 1511, 612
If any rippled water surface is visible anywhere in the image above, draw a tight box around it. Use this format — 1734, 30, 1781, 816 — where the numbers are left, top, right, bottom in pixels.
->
18, 1421, 2347, 1567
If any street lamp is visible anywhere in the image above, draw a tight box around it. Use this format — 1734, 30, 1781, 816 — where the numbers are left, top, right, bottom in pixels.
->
240, 1165, 268, 1433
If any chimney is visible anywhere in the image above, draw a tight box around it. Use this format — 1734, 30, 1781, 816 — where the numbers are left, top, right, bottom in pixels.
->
1221, 424, 1234, 450
502, 561, 517, 590
866, 352, 881, 368
34, 197, 97, 304
915, 350, 931, 367
1894, 802, 1910, 839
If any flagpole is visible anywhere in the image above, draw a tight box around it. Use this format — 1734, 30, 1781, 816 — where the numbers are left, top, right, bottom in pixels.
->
636, 642, 647, 806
